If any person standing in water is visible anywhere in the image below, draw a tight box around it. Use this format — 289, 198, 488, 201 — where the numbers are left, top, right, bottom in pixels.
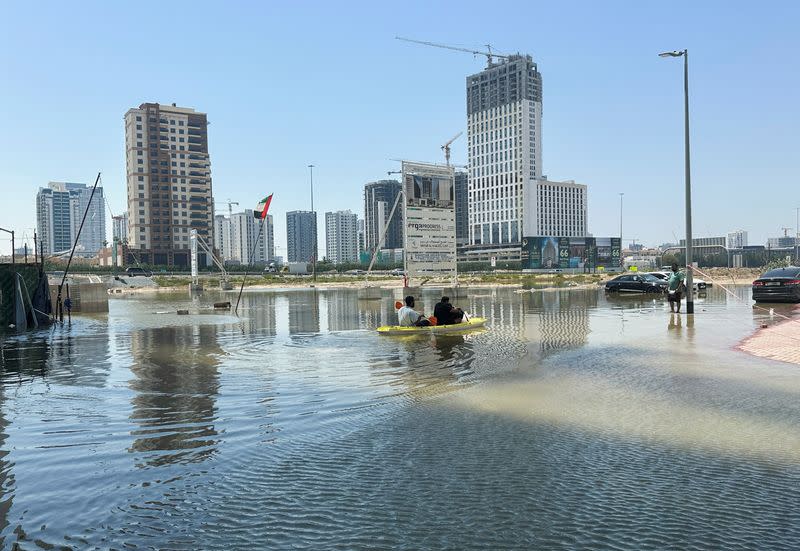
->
667, 263, 686, 313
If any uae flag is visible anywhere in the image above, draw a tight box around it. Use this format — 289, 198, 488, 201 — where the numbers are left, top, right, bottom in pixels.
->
254, 194, 273, 219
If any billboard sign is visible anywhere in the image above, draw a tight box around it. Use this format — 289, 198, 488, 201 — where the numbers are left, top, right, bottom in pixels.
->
402, 161, 456, 279
522, 236, 621, 270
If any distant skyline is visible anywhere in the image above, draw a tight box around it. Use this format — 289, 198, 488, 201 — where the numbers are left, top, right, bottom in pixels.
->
1, 1, 798, 258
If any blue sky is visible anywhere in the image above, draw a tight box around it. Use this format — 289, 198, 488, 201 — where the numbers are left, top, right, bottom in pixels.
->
1, 0, 798, 257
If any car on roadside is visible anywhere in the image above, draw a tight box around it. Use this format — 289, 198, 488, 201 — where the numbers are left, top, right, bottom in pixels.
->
605, 273, 665, 294
389, 268, 406, 276
752, 266, 800, 303
344, 269, 365, 275
125, 267, 152, 277
647, 271, 710, 290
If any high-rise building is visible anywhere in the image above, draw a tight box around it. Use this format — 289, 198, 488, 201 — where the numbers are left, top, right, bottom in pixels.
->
364, 180, 403, 253
112, 213, 128, 243
214, 212, 273, 265
357, 218, 366, 257
454, 170, 469, 247
124, 103, 213, 267
230, 211, 274, 265
213, 214, 231, 261
286, 211, 316, 263
467, 54, 542, 247
525, 179, 587, 238
727, 230, 748, 249
36, 182, 106, 257
325, 210, 358, 264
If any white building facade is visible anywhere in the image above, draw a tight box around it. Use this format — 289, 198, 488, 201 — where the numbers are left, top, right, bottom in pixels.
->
35, 181, 106, 257
727, 230, 748, 249
467, 55, 542, 247
525, 179, 587, 237
325, 210, 359, 264
228, 211, 274, 265
465, 55, 587, 259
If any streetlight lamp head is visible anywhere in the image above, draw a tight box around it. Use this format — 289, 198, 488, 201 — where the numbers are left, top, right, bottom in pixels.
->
659, 51, 684, 58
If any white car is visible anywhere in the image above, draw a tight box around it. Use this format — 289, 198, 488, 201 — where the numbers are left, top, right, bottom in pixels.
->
647, 271, 710, 290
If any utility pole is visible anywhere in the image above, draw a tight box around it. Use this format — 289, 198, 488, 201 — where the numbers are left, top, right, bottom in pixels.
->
0, 227, 14, 265
659, 49, 694, 313
309, 164, 317, 282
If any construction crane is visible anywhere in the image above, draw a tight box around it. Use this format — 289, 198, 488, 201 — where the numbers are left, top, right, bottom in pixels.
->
441, 131, 463, 166
226, 199, 239, 219
396, 36, 508, 68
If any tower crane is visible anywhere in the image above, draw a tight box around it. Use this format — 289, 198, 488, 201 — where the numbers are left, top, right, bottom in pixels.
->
396, 37, 509, 68
441, 131, 463, 166
226, 199, 239, 219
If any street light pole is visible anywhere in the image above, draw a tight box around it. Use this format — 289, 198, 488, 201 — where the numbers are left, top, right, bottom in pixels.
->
308, 164, 317, 282
0, 227, 14, 265
619, 192, 624, 269
795, 206, 799, 265
660, 48, 694, 314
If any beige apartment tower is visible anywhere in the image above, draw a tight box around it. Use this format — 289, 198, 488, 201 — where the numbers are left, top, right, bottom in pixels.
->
124, 103, 214, 267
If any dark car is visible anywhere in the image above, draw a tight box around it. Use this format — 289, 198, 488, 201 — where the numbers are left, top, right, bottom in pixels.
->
752, 266, 800, 303
605, 273, 665, 294
125, 267, 152, 277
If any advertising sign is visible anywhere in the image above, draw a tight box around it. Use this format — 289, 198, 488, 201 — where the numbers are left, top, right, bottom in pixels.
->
522, 236, 620, 270
402, 161, 456, 279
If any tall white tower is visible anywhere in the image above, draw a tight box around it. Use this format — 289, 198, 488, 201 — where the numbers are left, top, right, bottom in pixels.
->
466, 54, 542, 247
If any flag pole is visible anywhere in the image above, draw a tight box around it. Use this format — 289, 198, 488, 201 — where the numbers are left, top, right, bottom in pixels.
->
234, 218, 266, 316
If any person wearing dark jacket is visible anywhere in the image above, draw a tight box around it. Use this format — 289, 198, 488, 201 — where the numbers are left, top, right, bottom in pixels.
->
433, 296, 464, 325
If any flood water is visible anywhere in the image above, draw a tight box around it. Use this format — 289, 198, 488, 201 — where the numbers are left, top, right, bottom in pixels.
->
0, 286, 799, 550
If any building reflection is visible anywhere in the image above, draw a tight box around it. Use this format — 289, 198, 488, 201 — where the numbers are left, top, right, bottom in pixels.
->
521, 289, 594, 358
128, 324, 222, 467
0, 329, 111, 388
287, 291, 320, 335
325, 291, 360, 331
237, 292, 278, 336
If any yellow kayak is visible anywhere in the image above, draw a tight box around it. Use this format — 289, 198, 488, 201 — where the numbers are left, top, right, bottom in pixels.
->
377, 317, 487, 336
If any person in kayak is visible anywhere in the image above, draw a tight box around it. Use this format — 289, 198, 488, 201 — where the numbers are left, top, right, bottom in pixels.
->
433, 296, 464, 325
397, 296, 432, 327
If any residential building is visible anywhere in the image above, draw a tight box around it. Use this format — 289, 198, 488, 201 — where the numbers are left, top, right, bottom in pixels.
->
230, 211, 274, 265
454, 170, 469, 247
675, 236, 727, 258
213, 214, 231, 261
525, 179, 587, 238
325, 210, 358, 264
112, 213, 128, 243
364, 180, 403, 253
466, 54, 542, 247
36, 182, 106, 257
767, 236, 798, 249
357, 218, 366, 257
727, 230, 748, 249
286, 210, 317, 263
124, 102, 214, 267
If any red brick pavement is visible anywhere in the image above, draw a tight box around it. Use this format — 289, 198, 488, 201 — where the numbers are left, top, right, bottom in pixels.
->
739, 315, 800, 366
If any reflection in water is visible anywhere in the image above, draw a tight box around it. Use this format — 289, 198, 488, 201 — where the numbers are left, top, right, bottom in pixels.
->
521, 290, 594, 357
128, 325, 222, 466
0, 286, 798, 549
288, 291, 320, 335
238, 293, 278, 336
326, 292, 360, 331
0, 329, 111, 387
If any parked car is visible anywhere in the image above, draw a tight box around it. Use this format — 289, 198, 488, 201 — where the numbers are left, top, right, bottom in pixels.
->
389, 268, 406, 276
344, 269, 365, 275
125, 267, 152, 277
605, 273, 665, 294
752, 266, 800, 303
648, 271, 709, 290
